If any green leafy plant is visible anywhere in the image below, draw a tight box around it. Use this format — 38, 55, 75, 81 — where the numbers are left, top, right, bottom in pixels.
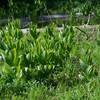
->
0, 20, 99, 99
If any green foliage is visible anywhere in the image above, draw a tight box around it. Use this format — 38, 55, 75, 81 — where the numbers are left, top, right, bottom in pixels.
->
0, 21, 100, 99
0, 0, 100, 20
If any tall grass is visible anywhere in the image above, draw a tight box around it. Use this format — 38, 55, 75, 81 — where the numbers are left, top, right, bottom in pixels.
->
0, 21, 100, 99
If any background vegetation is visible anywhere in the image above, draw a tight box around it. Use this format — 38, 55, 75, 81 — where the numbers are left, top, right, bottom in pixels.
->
0, 0, 100, 17
0, 0, 100, 99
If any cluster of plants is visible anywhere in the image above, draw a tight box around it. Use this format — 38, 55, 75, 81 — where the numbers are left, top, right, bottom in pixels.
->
0, 20, 100, 99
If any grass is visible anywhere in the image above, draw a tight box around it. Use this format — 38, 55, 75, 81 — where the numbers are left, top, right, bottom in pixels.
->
0, 20, 100, 99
